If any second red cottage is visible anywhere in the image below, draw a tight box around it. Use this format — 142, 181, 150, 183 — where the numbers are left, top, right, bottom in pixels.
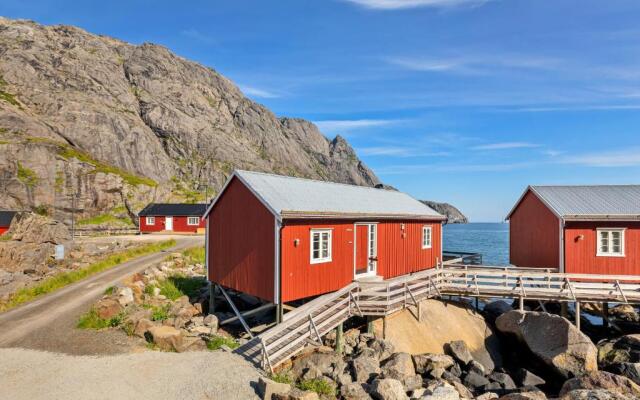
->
203, 170, 446, 312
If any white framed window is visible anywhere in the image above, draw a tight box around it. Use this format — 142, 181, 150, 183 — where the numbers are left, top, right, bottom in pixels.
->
146, 216, 155, 225
187, 216, 200, 226
310, 229, 332, 264
422, 225, 432, 249
597, 228, 625, 257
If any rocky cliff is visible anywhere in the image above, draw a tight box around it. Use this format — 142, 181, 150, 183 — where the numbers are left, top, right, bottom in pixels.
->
420, 201, 468, 224
0, 18, 380, 224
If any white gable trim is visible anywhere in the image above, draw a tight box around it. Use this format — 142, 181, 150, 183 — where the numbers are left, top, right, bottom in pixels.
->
202, 171, 280, 220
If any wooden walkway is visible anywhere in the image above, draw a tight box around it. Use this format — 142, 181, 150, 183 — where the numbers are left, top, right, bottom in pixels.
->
234, 264, 640, 372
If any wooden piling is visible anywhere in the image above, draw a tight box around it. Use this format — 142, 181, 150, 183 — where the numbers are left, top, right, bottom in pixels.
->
367, 316, 374, 335
575, 301, 581, 330
603, 302, 609, 328
561, 302, 568, 319
208, 283, 216, 314
519, 296, 524, 311
417, 301, 423, 322
335, 322, 344, 355
382, 316, 388, 339
276, 302, 283, 324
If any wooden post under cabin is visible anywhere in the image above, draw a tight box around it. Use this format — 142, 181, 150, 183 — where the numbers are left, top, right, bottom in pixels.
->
417, 300, 423, 322
208, 283, 216, 314
276, 303, 283, 324
603, 302, 609, 328
367, 316, 374, 335
335, 322, 344, 355
382, 316, 388, 339
519, 296, 524, 311
561, 302, 569, 319
575, 301, 581, 331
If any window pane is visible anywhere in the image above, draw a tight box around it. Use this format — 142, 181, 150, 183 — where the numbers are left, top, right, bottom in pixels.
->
313, 250, 320, 259
600, 232, 609, 253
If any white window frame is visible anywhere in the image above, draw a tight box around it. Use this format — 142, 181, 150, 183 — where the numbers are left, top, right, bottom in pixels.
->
422, 225, 432, 249
146, 216, 155, 225
310, 229, 332, 264
596, 228, 626, 257
187, 216, 200, 226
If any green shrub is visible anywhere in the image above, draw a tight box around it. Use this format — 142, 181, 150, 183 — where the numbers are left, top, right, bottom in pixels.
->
150, 304, 170, 321
77, 213, 133, 226
17, 161, 38, 188
270, 373, 293, 385
206, 335, 239, 350
77, 308, 124, 329
32, 205, 49, 216
182, 246, 205, 264
0, 239, 176, 312
297, 379, 336, 396
157, 275, 206, 301
104, 286, 116, 295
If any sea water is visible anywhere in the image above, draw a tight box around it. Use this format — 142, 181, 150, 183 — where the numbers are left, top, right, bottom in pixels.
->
443, 222, 510, 266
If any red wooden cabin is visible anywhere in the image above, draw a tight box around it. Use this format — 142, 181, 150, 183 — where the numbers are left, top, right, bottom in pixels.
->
0, 211, 16, 235
507, 185, 640, 274
203, 170, 445, 307
138, 203, 206, 234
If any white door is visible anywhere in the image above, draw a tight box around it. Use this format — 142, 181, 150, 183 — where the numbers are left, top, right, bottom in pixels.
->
354, 223, 377, 278
165, 216, 173, 231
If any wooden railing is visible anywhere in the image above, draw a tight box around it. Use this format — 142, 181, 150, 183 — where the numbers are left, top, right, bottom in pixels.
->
235, 264, 640, 372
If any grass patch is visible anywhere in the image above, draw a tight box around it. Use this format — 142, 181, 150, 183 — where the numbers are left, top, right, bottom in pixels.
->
206, 335, 240, 350
0, 239, 176, 312
17, 161, 38, 188
32, 204, 49, 216
0, 90, 20, 107
270, 373, 293, 385
77, 213, 133, 226
182, 246, 205, 264
297, 379, 336, 396
158, 275, 206, 300
77, 308, 124, 329
104, 286, 116, 295
0, 234, 12, 241
150, 304, 170, 321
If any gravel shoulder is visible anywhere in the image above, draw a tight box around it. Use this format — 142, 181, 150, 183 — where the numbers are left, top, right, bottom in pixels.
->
0, 348, 261, 400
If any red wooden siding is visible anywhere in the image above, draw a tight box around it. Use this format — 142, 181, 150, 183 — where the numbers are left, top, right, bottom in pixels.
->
0, 226, 8, 235
565, 221, 640, 275
280, 219, 442, 302
377, 221, 442, 279
208, 177, 275, 302
281, 220, 355, 303
509, 191, 560, 268
139, 215, 205, 233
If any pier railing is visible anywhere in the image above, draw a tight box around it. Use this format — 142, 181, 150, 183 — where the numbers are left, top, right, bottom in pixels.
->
235, 263, 640, 372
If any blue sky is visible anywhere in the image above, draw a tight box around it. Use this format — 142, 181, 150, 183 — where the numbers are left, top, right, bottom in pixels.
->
3, 0, 640, 221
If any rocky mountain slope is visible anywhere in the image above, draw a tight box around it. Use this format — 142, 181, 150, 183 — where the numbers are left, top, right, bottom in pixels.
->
420, 201, 468, 224
0, 18, 380, 223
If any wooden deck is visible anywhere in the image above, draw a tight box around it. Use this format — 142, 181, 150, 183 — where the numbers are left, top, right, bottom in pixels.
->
234, 263, 640, 372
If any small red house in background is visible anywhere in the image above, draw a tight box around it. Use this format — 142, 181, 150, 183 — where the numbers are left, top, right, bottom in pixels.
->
507, 185, 640, 274
203, 170, 445, 307
0, 211, 16, 235
138, 203, 206, 234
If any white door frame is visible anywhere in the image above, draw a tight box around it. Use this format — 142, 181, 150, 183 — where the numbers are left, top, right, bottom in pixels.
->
165, 216, 173, 231
353, 222, 378, 278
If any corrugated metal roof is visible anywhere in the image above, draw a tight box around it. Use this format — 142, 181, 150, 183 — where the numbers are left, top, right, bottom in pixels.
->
511, 185, 640, 220
207, 170, 444, 220
138, 203, 207, 217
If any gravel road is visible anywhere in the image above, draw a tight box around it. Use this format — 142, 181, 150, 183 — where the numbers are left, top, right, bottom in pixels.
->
0, 348, 262, 400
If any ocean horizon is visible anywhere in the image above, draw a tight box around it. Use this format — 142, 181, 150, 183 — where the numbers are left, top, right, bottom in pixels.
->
443, 222, 510, 266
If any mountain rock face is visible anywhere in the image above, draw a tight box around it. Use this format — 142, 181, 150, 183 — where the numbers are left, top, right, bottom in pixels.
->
420, 201, 468, 224
0, 18, 380, 222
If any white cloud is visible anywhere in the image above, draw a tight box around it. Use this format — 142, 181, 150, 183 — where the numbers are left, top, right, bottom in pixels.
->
505, 104, 640, 113
314, 119, 401, 134
239, 85, 281, 99
472, 142, 540, 150
562, 148, 640, 167
343, 0, 490, 10
377, 161, 534, 174
359, 146, 450, 157
387, 55, 561, 75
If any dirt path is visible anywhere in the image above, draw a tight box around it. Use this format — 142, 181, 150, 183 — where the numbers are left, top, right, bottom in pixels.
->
0, 348, 261, 400
0, 236, 203, 354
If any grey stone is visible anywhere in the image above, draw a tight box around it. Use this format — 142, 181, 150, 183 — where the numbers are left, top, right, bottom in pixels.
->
467, 360, 485, 376
608, 362, 640, 385
559, 371, 640, 399
369, 338, 396, 362
559, 389, 627, 400
370, 378, 408, 400
413, 354, 455, 374
352, 354, 382, 383
446, 341, 474, 366
341, 382, 372, 400
462, 371, 490, 389
488, 372, 516, 390
381, 352, 416, 381
514, 369, 545, 387
257, 377, 292, 400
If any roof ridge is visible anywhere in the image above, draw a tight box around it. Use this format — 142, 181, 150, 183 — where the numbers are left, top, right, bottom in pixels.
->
235, 169, 396, 193
532, 184, 640, 188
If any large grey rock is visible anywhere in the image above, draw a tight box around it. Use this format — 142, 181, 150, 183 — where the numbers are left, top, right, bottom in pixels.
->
369, 338, 396, 362
148, 325, 183, 352
462, 371, 490, 389
291, 351, 341, 380
421, 382, 460, 400
352, 354, 382, 383
370, 378, 408, 400
483, 301, 513, 323
498, 392, 547, 400
341, 382, 372, 400
607, 362, 640, 385
496, 311, 597, 378
257, 376, 291, 400
488, 372, 516, 390
559, 371, 640, 398
413, 354, 455, 375
514, 369, 545, 387
381, 352, 416, 381
559, 389, 627, 400
446, 341, 474, 366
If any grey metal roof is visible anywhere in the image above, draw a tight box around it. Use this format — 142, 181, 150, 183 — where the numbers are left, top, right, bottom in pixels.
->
206, 170, 444, 220
138, 203, 207, 217
508, 185, 640, 220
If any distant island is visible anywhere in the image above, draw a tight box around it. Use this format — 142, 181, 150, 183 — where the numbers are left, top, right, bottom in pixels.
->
420, 200, 468, 224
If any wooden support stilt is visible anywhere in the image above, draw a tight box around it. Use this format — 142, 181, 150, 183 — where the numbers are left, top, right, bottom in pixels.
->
382, 316, 388, 339
575, 301, 581, 331
276, 302, 283, 324
519, 296, 524, 311
417, 300, 423, 322
603, 302, 609, 328
367, 316, 374, 335
336, 322, 344, 355
475, 297, 480, 312
208, 283, 216, 314
218, 285, 254, 338
561, 302, 568, 319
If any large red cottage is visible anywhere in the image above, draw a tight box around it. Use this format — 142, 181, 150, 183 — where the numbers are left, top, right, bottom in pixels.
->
203, 170, 445, 309
138, 203, 206, 234
507, 185, 640, 274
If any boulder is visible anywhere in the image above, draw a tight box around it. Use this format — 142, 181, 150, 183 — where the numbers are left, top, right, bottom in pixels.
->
446, 341, 474, 366
467, 360, 486, 376
421, 382, 460, 400
463, 371, 490, 389
341, 382, 372, 400
413, 354, 455, 374
133, 318, 156, 338
607, 362, 640, 385
476, 393, 498, 400
559, 389, 627, 400
498, 392, 547, 400
273, 388, 319, 400
291, 351, 341, 380
381, 353, 416, 381
450, 381, 473, 399
609, 304, 639, 322
369, 338, 396, 361
496, 311, 597, 378
352, 354, 382, 383
402, 375, 423, 392
176, 337, 208, 352
598, 334, 640, 368
488, 372, 516, 390
117, 287, 134, 306
95, 298, 123, 319
369, 378, 408, 400
559, 371, 640, 398
203, 314, 219, 331
514, 369, 545, 387
148, 325, 183, 352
